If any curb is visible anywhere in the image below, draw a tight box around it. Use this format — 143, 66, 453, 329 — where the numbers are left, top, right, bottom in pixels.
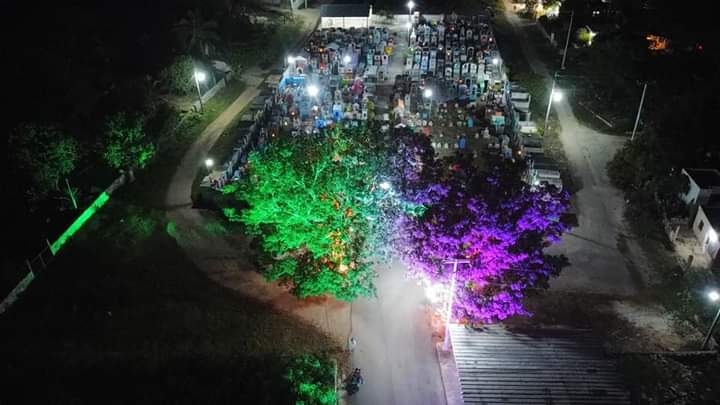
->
435, 342, 463, 405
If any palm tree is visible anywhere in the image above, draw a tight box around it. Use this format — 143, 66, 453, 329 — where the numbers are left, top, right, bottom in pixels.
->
172, 10, 220, 57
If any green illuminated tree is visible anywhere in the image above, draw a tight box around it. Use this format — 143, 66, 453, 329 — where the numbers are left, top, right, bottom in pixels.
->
8, 123, 79, 203
285, 355, 336, 405
225, 127, 392, 300
102, 112, 155, 183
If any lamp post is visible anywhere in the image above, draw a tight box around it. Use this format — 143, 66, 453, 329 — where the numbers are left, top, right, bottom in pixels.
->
630, 82, 648, 141
194, 70, 207, 113
701, 290, 720, 350
406, 21, 412, 46
560, 10, 574, 70
543, 72, 562, 134
407, 1, 415, 23
442, 258, 470, 351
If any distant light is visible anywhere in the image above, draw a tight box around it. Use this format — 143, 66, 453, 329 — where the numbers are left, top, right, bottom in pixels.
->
709, 290, 720, 302
423, 88, 433, 98
552, 90, 563, 102
205, 158, 214, 168
405, 22, 412, 30
343, 55, 352, 64
492, 57, 499, 65
287, 56, 296, 65
709, 229, 719, 244
307, 84, 319, 97
379, 181, 392, 190
407, 1, 415, 10
194, 71, 207, 82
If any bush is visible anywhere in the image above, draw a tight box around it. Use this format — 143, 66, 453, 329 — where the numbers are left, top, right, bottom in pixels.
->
285, 355, 336, 405
158, 55, 195, 96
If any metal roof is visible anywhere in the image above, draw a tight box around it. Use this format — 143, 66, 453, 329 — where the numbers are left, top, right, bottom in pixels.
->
450, 325, 631, 405
320, 4, 369, 18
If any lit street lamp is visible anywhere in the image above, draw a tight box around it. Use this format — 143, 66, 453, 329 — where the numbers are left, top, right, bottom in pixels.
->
543, 72, 562, 134
194, 70, 207, 113
205, 158, 214, 169
379, 181, 392, 191
407, 1, 415, 22
701, 289, 720, 350
343, 54, 352, 65
287, 56, 296, 65
307, 84, 319, 97
492, 57, 499, 65
423, 88, 433, 99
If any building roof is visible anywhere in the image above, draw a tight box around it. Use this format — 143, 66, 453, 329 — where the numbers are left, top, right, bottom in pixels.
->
700, 205, 720, 229
684, 168, 720, 188
320, 4, 369, 18
450, 325, 631, 405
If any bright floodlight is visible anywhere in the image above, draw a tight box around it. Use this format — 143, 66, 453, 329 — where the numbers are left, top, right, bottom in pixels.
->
423, 88, 433, 98
407, 1, 415, 10
492, 57, 499, 65
379, 181, 392, 190
194, 71, 207, 82
709, 229, 718, 244
406, 22, 412, 29
709, 290, 720, 302
307, 84, 319, 97
424, 281, 444, 303
287, 56, 296, 65
552, 90, 563, 102
343, 55, 352, 64
205, 158, 214, 168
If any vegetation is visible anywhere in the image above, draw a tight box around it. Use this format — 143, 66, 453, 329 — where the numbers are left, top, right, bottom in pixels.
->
286, 355, 337, 405
158, 55, 196, 95
0, 202, 341, 404
8, 123, 79, 204
103, 112, 156, 182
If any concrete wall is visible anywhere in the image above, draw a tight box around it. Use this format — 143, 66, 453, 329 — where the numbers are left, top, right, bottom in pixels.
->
693, 206, 720, 259
321, 16, 369, 29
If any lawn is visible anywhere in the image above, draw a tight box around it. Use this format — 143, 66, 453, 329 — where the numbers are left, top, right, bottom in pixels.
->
0, 202, 341, 404
121, 79, 247, 208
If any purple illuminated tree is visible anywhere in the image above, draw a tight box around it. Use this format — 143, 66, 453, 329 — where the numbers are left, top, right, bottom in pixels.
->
399, 159, 570, 323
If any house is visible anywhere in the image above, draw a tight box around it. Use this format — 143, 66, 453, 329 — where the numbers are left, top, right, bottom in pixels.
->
320, 4, 370, 29
692, 205, 720, 268
680, 168, 720, 206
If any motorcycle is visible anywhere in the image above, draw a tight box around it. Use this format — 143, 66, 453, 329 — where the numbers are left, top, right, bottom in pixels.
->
346, 368, 364, 395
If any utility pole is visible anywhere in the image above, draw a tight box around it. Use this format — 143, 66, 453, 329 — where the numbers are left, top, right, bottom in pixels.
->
443, 258, 471, 351
631, 82, 648, 141
701, 305, 720, 350
544, 72, 558, 134
560, 10, 574, 70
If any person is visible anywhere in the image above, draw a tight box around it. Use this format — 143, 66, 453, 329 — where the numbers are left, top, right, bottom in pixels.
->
348, 336, 357, 352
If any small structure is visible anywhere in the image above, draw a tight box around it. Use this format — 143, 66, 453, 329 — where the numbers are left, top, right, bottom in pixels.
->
680, 168, 720, 206
692, 205, 720, 268
320, 4, 371, 29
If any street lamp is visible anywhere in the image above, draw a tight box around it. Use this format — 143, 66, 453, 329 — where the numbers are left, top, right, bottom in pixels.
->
307, 84, 319, 97
407, 1, 415, 22
379, 181, 392, 191
343, 54, 352, 65
701, 289, 720, 350
205, 158, 214, 169
442, 258, 470, 351
194, 70, 207, 113
560, 10, 575, 70
287, 56, 296, 65
543, 72, 562, 134
492, 57, 499, 65
406, 21, 412, 45
423, 88, 433, 99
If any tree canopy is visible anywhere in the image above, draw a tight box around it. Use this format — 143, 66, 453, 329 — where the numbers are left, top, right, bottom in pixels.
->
224, 126, 403, 300
399, 160, 570, 323
103, 112, 155, 178
8, 123, 79, 202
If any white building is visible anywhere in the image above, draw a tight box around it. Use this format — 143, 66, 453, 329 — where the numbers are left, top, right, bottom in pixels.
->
692, 205, 720, 268
680, 168, 720, 206
320, 4, 371, 29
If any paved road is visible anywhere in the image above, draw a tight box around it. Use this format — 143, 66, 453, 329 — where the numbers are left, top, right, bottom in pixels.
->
501, 0, 643, 296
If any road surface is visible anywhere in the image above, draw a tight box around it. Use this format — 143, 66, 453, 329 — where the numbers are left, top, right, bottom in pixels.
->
501, 0, 644, 296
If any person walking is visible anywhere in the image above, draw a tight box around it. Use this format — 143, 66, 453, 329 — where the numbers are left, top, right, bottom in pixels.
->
348, 336, 357, 352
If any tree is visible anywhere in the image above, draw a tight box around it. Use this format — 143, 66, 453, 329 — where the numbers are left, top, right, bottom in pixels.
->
102, 113, 155, 182
224, 127, 396, 300
172, 10, 220, 57
285, 355, 336, 405
399, 160, 570, 323
8, 123, 79, 203
158, 55, 195, 96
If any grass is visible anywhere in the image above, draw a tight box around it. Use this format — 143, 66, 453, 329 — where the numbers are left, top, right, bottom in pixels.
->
121, 79, 247, 208
0, 201, 341, 404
